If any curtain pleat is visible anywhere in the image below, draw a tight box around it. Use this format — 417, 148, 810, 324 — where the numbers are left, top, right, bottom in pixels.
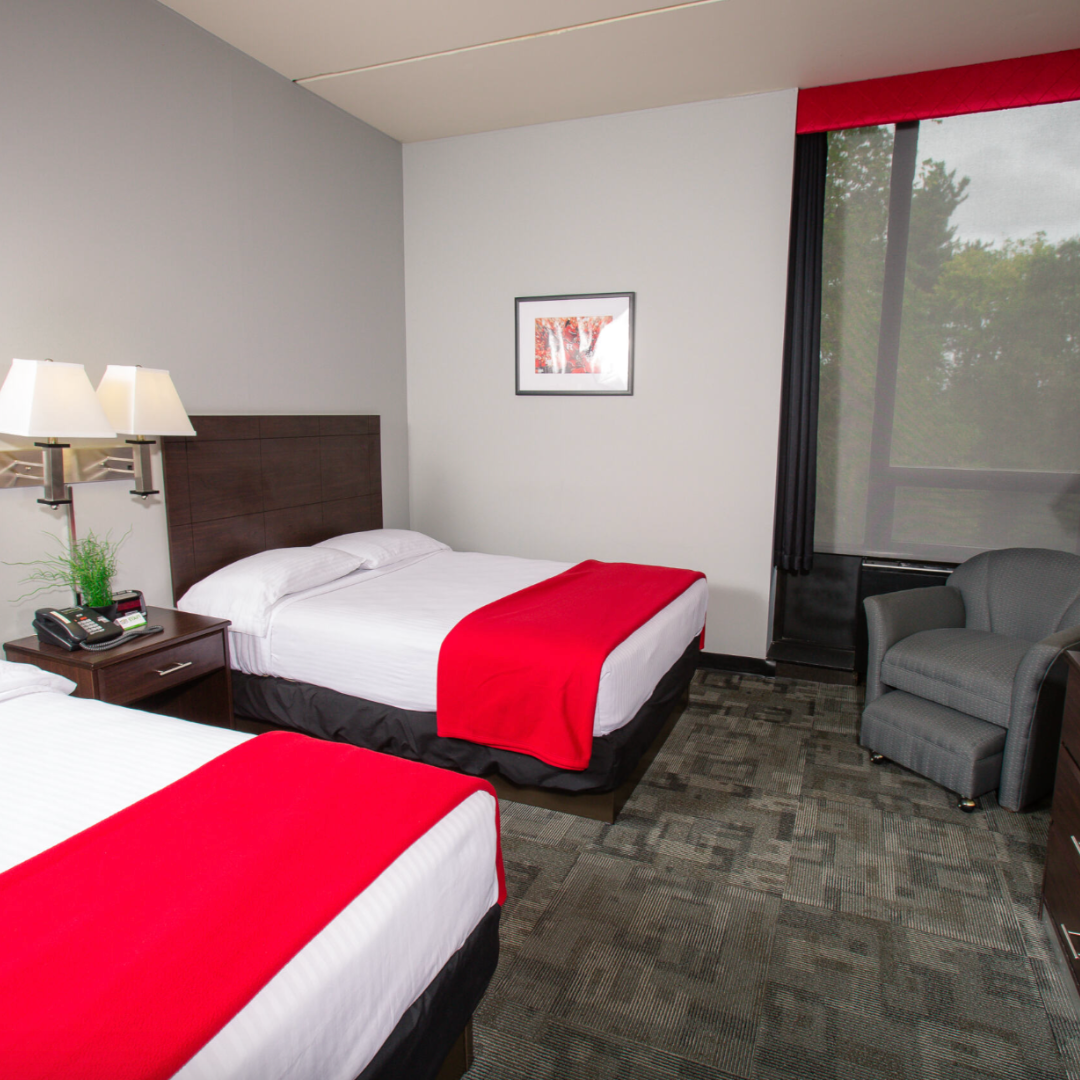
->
773, 131, 827, 575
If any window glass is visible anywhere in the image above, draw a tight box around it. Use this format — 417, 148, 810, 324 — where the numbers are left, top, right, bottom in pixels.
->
815, 101, 1080, 560
816, 125, 893, 555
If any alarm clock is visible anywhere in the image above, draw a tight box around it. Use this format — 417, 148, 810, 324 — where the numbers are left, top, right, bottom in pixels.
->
111, 589, 147, 629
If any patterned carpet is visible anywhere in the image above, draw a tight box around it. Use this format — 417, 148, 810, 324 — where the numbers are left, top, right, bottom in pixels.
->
468, 670, 1080, 1080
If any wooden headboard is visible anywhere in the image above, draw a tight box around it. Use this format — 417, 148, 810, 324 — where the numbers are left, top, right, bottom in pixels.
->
162, 415, 382, 602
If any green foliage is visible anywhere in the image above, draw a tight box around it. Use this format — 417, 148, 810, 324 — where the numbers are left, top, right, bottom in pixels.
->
817, 125, 895, 545
9, 530, 127, 608
817, 119, 1080, 555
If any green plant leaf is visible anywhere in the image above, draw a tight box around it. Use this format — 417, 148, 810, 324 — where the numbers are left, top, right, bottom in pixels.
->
5, 528, 128, 607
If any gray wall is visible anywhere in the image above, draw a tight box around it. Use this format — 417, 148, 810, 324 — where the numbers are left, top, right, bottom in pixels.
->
0, 0, 407, 642
403, 92, 796, 658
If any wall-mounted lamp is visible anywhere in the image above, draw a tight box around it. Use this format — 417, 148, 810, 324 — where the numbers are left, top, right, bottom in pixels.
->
95, 366, 196, 498
0, 359, 116, 507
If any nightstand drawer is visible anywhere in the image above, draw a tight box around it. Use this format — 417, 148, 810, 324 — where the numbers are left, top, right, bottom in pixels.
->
1044, 823, 1080, 984
1044, 741, 1080, 988
1063, 666, 1080, 772
97, 633, 225, 706
1049, 739, 1080, 839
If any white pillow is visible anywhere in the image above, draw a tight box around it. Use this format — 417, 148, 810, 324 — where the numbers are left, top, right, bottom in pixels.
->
314, 529, 449, 569
0, 659, 77, 702
178, 547, 362, 636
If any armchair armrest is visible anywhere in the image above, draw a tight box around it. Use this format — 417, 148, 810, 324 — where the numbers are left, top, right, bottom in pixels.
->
999, 624, 1080, 811
863, 586, 965, 704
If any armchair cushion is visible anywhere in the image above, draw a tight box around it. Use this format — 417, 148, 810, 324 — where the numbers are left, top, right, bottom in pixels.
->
863, 586, 966, 705
881, 628, 1029, 728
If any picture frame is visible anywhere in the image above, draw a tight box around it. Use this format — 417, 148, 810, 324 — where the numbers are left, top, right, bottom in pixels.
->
515, 292, 635, 396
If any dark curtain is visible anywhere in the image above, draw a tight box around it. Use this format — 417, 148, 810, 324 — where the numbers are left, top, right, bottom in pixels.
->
773, 131, 827, 574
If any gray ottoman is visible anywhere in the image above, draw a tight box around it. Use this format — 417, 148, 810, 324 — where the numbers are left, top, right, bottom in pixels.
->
860, 690, 1006, 800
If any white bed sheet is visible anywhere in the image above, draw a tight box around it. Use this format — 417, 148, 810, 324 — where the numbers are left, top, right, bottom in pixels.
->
0, 692, 499, 1080
228, 550, 708, 737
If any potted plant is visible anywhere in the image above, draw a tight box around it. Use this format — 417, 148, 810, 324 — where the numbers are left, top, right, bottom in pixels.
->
11, 529, 128, 616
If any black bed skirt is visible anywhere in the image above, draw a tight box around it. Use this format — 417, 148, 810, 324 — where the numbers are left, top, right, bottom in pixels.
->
358, 902, 501, 1080
232, 637, 700, 794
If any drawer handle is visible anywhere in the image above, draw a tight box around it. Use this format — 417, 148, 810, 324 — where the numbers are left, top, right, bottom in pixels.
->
155, 661, 193, 677
1072, 835, 1080, 860
1063, 924, 1080, 962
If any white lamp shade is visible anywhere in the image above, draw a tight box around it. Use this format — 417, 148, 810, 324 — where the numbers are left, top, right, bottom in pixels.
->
0, 358, 117, 439
96, 365, 196, 437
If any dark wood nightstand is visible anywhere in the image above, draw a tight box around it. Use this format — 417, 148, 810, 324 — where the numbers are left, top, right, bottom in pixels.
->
3, 606, 234, 729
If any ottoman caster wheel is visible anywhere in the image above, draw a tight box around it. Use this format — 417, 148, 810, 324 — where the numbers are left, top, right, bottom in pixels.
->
869, 753, 886, 764
958, 798, 978, 813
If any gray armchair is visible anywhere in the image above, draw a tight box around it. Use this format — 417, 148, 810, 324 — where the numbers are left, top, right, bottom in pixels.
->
861, 547, 1080, 811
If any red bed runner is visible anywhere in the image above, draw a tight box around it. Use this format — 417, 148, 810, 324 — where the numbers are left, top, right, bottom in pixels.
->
0, 731, 504, 1080
436, 559, 705, 769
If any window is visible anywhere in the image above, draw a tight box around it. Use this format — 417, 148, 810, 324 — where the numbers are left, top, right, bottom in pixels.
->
814, 100, 1080, 561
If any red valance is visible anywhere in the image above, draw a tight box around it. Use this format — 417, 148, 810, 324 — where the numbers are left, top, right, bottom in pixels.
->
797, 48, 1080, 134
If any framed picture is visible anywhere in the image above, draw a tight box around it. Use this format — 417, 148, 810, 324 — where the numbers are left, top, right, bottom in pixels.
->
515, 292, 635, 396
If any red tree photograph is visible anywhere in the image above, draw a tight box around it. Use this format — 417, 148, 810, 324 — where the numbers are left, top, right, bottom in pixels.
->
533, 315, 614, 374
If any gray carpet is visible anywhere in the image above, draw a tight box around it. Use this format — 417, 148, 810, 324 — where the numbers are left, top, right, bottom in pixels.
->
468, 670, 1080, 1079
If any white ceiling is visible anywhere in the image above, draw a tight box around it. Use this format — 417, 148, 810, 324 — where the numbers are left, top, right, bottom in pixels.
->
158, 0, 1080, 142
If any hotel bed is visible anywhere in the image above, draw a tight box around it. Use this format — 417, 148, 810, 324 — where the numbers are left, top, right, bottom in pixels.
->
0, 660, 502, 1080
162, 416, 706, 822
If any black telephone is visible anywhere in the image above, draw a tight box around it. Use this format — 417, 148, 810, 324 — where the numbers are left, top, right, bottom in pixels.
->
34, 607, 122, 650
33, 606, 163, 652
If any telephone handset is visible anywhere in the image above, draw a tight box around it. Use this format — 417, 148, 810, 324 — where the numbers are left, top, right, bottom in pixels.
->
33, 606, 163, 652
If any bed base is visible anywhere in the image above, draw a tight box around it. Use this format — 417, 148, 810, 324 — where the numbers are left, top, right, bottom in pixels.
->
486, 686, 689, 823
358, 903, 499, 1080
232, 638, 699, 822
367, 1020, 472, 1080
434, 1023, 473, 1080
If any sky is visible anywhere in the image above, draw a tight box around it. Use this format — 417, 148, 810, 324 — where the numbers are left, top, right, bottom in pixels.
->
915, 98, 1080, 248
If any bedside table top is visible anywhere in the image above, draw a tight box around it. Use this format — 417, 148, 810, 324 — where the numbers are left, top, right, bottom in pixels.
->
4, 607, 230, 671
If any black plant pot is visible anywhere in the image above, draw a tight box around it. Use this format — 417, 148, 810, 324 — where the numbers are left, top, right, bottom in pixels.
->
90, 603, 119, 620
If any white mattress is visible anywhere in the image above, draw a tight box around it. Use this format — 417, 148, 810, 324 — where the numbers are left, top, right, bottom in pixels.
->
0, 691, 500, 1080
229, 550, 708, 737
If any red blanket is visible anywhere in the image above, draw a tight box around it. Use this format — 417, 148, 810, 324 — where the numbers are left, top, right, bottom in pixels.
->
437, 560, 705, 769
0, 731, 504, 1080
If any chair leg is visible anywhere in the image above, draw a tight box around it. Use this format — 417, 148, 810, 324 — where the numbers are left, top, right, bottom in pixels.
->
869, 753, 886, 764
